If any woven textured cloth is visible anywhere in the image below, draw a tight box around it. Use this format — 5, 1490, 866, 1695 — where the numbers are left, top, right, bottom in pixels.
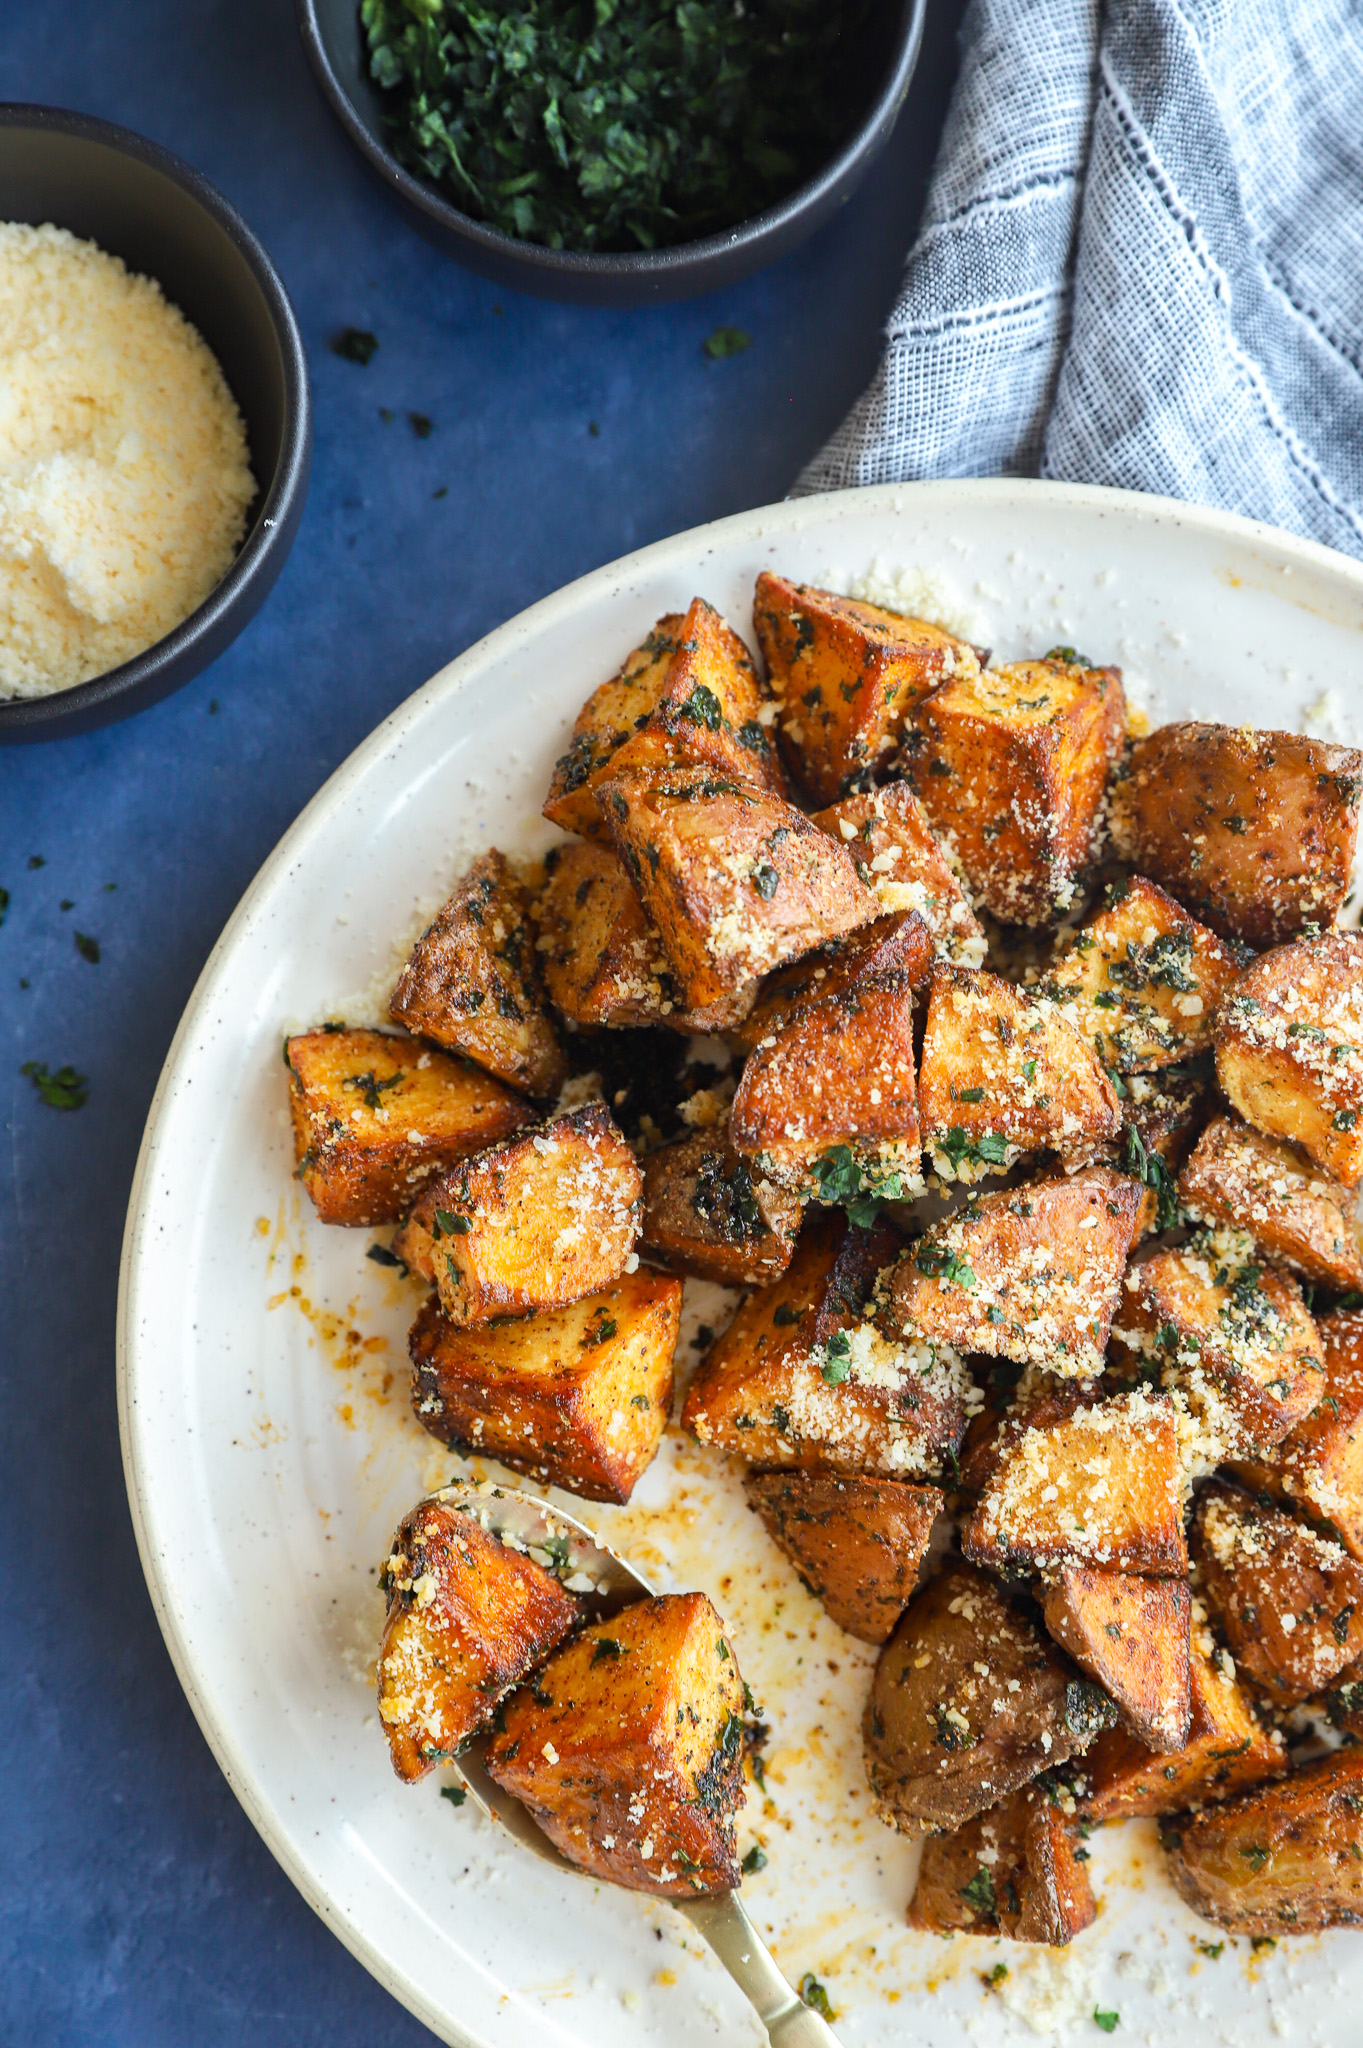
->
797, 0, 1363, 559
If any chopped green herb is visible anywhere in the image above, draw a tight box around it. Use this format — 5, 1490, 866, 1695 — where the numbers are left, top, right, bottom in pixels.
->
409, 411, 433, 437
440, 1783, 467, 1808
772, 1303, 802, 1327
27, 855, 44, 869
590, 1636, 625, 1664
21, 1060, 88, 1110
703, 326, 752, 359
751, 860, 780, 900
580, 1315, 618, 1348
741, 1844, 767, 1875
433, 1207, 472, 1237
959, 1867, 996, 1915
985, 1961, 1009, 1986
956, 1086, 985, 1103
1240, 1843, 1270, 1871
1197, 1941, 1224, 1959
1094, 2011, 1119, 2034
74, 931, 100, 963
366, 1243, 407, 1271
679, 683, 723, 729
332, 326, 378, 364
798, 1975, 835, 2022
914, 1242, 978, 1290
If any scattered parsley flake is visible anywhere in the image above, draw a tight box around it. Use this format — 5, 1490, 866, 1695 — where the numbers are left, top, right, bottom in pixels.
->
332, 326, 378, 364
21, 1060, 88, 1110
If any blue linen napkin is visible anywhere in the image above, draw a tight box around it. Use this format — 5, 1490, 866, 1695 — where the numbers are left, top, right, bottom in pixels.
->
797, 0, 1363, 560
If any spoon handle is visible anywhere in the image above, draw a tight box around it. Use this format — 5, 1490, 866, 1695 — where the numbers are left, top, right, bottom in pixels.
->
679, 1892, 840, 2046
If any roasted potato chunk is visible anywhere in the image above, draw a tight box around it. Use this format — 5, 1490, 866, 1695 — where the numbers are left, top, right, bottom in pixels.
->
1215, 931, 1363, 1186
640, 1129, 802, 1286
743, 1470, 943, 1643
1230, 1309, 1363, 1561
908, 1785, 1096, 1945
395, 1104, 642, 1326
390, 850, 567, 1099
865, 1559, 1115, 1835
1046, 874, 1249, 1071
485, 1593, 746, 1896
1079, 1624, 1284, 1822
730, 912, 935, 1052
543, 602, 782, 838
600, 764, 878, 1024
377, 1496, 580, 1782
962, 1388, 1187, 1577
408, 1272, 680, 1503
534, 841, 678, 1027
907, 654, 1125, 926
284, 1026, 532, 1226
729, 931, 923, 1197
681, 1210, 971, 1479
1179, 1115, 1363, 1291
810, 781, 986, 963
917, 964, 1122, 1180
1041, 1568, 1192, 1753
1164, 1747, 1363, 1935
1191, 1479, 1363, 1708
753, 571, 980, 806
1109, 722, 1363, 947
887, 1165, 1140, 1377
1109, 1228, 1325, 1457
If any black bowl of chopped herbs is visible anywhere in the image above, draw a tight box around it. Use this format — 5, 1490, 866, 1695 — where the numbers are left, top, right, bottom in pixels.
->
298, 0, 925, 303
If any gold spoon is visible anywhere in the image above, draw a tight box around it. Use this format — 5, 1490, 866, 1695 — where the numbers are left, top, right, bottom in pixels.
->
430, 1481, 841, 2048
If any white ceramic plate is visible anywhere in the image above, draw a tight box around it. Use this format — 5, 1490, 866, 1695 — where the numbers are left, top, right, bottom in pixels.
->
119, 482, 1363, 2048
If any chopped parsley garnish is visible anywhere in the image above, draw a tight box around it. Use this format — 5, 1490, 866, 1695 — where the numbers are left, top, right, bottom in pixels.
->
703, 326, 752, 359
1094, 2011, 1120, 2034
1240, 1843, 1270, 1871
741, 1844, 767, 1874
21, 1060, 88, 1110
409, 411, 433, 437
433, 1207, 471, 1237
914, 1242, 978, 1290
440, 1783, 467, 1808
679, 683, 724, 728
74, 931, 100, 963
939, 1126, 1009, 1172
751, 860, 780, 900
820, 1331, 852, 1384
798, 1975, 835, 2021
346, 1068, 404, 1111
1121, 1122, 1181, 1231
959, 1867, 995, 1915
692, 1152, 764, 1240
332, 326, 378, 364
366, 1243, 408, 1271
580, 1314, 618, 1348
590, 1636, 626, 1664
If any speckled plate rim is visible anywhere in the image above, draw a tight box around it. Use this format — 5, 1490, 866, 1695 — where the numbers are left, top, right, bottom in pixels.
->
117, 478, 1363, 2048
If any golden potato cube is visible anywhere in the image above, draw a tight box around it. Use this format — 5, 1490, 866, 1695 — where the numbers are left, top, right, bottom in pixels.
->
753, 570, 981, 807
284, 1026, 532, 1226
534, 840, 679, 1027
1192, 1479, 1363, 1709
908, 1787, 1096, 1946
962, 1388, 1187, 1576
1046, 873, 1250, 1071
390, 850, 567, 1099
728, 935, 922, 1196
1164, 1747, 1363, 1936
485, 1592, 747, 1896
887, 1165, 1141, 1377
743, 1470, 943, 1644
1115, 1060, 1214, 1240
1109, 1229, 1325, 1456
1179, 1115, 1363, 1291
908, 654, 1126, 926
810, 780, 985, 962
1230, 1309, 1363, 1562
377, 1496, 580, 1782
730, 911, 935, 1052
917, 963, 1122, 1181
1079, 1626, 1285, 1822
542, 612, 686, 838
865, 1558, 1116, 1836
1109, 721, 1363, 947
395, 1104, 642, 1326
640, 1129, 802, 1286
1042, 1567, 1191, 1753
681, 1210, 971, 1479
599, 763, 878, 1022
1215, 930, 1363, 1186
408, 1272, 680, 1503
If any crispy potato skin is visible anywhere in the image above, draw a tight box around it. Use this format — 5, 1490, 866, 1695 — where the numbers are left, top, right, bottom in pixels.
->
395, 1103, 643, 1326
1079, 1634, 1284, 1822
1230, 1309, 1363, 1561
865, 1559, 1114, 1835
542, 612, 686, 838
907, 656, 1126, 926
1164, 1747, 1363, 1935
810, 781, 984, 957
888, 1165, 1140, 1377
753, 572, 980, 807
730, 912, 934, 1052
640, 1128, 802, 1286
1046, 874, 1249, 1071
743, 1470, 943, 1643
408, 1272, 680, 1503
909, 1789, 1096, 1945
1179, 1115, 1363, 1291
962, 1389, 1188, 1577
1191, 1479, 1363, 1709
681, 1213, 970, 1478
390, 850, 567, 1098
1109, 722, 1363, 947
1042, 1569, 1192, 1753
485, 1593, 746, 1896
599, 764, 878, 1021
535, 841, 678, 1027
377, 1499, 580, 1782
284, 1027, 532, 1226
1110, 1238, 1325, 1455
1215, 931, 1363, 1185
917, 963, 1122, 1180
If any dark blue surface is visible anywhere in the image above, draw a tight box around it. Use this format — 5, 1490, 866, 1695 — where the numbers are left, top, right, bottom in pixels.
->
0, 5, 961, 2041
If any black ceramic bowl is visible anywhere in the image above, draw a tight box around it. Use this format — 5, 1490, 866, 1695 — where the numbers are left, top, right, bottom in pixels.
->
0, 106, 311, 742
299, 0, 926, 306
